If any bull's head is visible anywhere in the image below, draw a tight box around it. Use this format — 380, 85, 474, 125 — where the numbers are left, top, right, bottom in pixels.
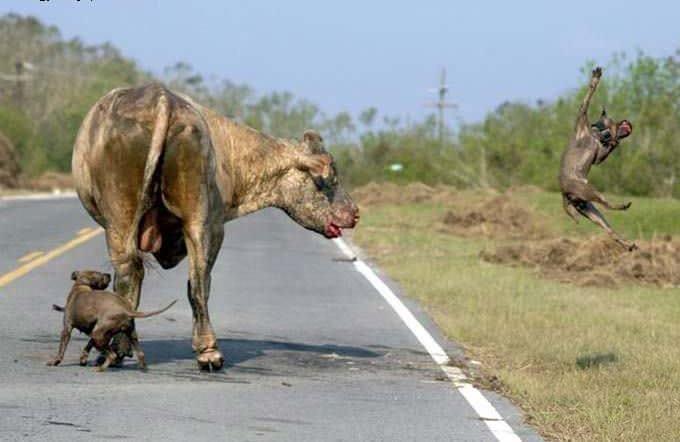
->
277, 130, 359, 238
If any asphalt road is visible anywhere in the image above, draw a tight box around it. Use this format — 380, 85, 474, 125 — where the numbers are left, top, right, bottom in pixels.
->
0, 196, 541, 441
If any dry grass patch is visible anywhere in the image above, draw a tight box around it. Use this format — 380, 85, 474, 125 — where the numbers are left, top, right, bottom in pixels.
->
482, 235, 680, 288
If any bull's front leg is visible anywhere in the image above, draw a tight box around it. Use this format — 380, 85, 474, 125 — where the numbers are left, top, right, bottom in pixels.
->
185, 222, 224, 371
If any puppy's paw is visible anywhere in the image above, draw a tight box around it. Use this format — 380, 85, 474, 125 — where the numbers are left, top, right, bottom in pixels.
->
46, 359, 61, 366
629, 243, 638, 252
79, 355, 88, 366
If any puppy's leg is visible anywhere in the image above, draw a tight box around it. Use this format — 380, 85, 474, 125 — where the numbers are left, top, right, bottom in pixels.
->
574, 201, 637, 251
91, 327, 115, 372
96, 349, 117, 372
47, 325, 72, 366
129, 331, 147, 370
80, 339, 94, 366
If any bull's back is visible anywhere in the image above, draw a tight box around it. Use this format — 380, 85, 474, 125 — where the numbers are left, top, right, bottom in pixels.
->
73, 84, 199, 227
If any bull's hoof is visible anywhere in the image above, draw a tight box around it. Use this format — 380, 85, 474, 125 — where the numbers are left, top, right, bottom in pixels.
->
196, 349, 224, 371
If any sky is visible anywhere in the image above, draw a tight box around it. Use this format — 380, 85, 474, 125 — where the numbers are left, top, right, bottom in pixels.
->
4, 0, 678, 124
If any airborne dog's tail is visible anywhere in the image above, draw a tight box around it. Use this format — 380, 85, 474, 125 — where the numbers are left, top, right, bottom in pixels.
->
52, 304, 65, 312
127, 299, 177, 319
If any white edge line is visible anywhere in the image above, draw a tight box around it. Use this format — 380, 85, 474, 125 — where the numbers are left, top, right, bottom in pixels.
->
333, 237, 522, 442
0, 191, 77, 202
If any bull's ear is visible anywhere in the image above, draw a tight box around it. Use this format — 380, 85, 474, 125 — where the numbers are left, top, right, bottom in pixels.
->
71, 271, 78, 281
296, 153, 331, 176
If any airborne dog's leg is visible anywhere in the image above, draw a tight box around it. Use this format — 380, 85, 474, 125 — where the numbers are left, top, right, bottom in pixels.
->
584, 190, 631, 211
562, 194, 580, 223
567, 179, 633, 212
574, 67, 602, 137
573, 201, 637, 251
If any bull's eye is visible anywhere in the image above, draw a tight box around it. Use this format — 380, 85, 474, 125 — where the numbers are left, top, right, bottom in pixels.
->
313, 176, 325, 190
312, 175, 336, 200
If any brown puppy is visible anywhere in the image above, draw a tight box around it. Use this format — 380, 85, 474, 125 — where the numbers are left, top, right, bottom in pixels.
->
559, 66, 635, 250
48, 270, 176, 371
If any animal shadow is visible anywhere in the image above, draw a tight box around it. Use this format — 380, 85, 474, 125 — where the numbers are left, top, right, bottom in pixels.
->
142, 337, 382, 370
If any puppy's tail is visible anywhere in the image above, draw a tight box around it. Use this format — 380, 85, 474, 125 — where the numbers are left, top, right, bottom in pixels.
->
128, 299, 177, 319
52, 304, 65, 312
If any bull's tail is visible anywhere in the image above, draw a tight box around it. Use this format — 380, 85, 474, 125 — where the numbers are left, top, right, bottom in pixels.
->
128, 299, 177, 319
130, 89, 171, 255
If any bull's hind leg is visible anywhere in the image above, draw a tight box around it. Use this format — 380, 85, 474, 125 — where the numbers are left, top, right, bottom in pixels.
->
184, 219, 225, 370
162, 119, 225, 370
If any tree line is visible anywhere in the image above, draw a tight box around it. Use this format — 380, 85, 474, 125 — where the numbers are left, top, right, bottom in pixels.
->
1, 14, 678, 197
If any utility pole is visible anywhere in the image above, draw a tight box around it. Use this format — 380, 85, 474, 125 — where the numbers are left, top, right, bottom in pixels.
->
425, 68, 456, 147
14, 60, 24, 108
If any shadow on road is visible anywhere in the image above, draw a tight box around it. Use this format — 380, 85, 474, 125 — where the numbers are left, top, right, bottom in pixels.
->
143, 338, 383, 368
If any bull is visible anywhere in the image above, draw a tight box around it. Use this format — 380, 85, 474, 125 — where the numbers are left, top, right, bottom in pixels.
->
72, 84, 359, 370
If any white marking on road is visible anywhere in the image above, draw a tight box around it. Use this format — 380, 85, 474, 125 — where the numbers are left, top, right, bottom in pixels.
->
0, 191, 77, 202
77, 227, 95, 236
18, 251, 44, 263
333, 237, 522, 442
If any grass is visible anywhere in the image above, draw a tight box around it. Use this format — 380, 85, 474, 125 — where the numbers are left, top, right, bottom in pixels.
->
351, 188, 680, 441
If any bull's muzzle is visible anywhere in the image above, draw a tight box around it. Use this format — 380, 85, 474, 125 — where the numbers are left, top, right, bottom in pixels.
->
324, 203, 359, 238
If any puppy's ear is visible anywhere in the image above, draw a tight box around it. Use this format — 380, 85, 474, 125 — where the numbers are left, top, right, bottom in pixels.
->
103, 273, 112, 287
601, 107, 607, 117
71, 271, 78, 281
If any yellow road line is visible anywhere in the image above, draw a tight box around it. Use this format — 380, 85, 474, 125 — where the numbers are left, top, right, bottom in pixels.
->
17, 251, 44, 263
0, 227, 104, 288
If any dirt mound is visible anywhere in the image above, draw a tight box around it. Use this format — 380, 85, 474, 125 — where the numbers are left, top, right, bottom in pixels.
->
352, 182, 447, 206
441, 194, 549, 239
0, 131, 20, 188
27, 172, 74, 191
481, 235, 680, 288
